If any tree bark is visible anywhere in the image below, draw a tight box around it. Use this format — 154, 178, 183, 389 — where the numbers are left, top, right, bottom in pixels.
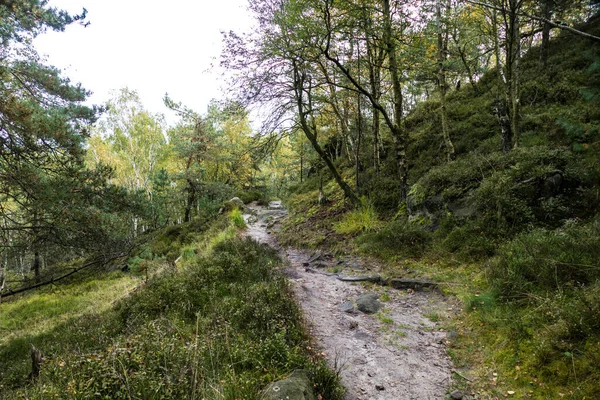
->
184, 179, 196, 223
382, 0, 408, 200
293, 61, 359, 205
437, 0, 455, 161
504, 0, 522, 149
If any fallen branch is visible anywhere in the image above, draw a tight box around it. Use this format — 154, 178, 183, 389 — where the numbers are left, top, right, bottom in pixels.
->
0, 252, 128, 299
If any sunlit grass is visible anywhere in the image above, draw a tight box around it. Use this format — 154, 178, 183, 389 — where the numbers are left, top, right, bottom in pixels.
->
334, 200, 380, 234
0, 272, 137, 346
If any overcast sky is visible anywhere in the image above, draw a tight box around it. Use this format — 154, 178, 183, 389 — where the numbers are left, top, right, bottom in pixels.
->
34, 0, 253, 124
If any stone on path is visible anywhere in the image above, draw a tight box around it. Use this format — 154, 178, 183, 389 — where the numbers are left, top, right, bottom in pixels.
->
338, 300, 355, 313
356, 292, 383, 314
450, 389, 464, 399
263, 370, 315, 400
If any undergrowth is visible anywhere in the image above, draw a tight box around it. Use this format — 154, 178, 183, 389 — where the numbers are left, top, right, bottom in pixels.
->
0, 214, 344, 399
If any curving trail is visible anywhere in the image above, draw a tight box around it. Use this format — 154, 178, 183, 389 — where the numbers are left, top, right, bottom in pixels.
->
245, 201, 454, 400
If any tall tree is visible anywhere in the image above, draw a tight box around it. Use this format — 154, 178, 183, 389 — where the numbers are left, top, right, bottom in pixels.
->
222, 0, 360, 205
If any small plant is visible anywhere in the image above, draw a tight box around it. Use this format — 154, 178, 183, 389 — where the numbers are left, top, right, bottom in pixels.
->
230, 208, 246, 228
334, 199, 380, 234
425, 312, 440, 323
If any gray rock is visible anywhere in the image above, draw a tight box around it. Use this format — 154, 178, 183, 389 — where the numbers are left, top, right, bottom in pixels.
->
263, 370, 315, 400
541, 172, 562, 197
339, 301, 355, 313
407, 194, 443, 227
447, 196, 477, 219
245, 215, 258, 224
225, 197, 257, 216
229, 197, 245, 208
356, 292, 382, 314
268, 200, 284, 210
450, 389, 464, 399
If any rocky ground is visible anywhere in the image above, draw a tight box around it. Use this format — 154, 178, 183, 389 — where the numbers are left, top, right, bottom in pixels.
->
245, 201, 457, 400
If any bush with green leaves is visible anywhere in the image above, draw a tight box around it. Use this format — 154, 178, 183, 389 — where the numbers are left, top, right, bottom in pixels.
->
355, 220, 432, 259
489, 217, 600, 299
439, 220, 497, 261
3, 230, 343, 399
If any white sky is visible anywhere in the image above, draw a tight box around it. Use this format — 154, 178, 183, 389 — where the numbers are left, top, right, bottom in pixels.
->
34, 0, 253, 124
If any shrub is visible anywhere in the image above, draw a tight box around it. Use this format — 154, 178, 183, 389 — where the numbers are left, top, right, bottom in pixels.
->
12, 236, 344, 400
356, 220, 432, 259
489, 217, 600, 299
440, 221, 497, 261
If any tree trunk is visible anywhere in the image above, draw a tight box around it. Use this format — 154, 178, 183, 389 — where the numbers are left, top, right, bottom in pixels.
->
355, 40, 363, 192
492, 7, 512, 152
366, 38, 383, 174
184, 179, 196, 223
356, 92, 363, 192
539, 0, 552, 68
437, 0, 455, 161
505, 0, 522, 149
29, 345, 43, 382
300, 149, 304, 183
293, 62, 359, 206
383, 0, 408, 200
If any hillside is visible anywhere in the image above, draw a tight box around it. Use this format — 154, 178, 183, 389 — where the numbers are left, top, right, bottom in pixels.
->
277, 15, 600, 399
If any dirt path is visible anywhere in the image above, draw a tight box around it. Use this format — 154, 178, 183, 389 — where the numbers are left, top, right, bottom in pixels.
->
245, 202, 454, 400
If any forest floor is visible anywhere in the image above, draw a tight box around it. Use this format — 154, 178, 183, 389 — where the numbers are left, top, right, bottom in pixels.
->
245, 202, 457, 400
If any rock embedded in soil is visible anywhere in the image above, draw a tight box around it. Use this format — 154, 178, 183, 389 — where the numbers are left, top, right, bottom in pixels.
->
356, 292, 383, 314
450, 389, 464, 399
263, 370, 315, 400
338, 275, 381, 283
339, 300, 355, 313
390, 278, 439, 291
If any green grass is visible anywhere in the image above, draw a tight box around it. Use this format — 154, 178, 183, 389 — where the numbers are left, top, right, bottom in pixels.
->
230, 207, 246, 228
0, 272, 137, 347
333, 200, 380, 235
0, 216, 344, 400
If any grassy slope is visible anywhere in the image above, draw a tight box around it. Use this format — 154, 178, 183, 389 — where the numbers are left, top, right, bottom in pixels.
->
279, 18, 600, 400
0, 213, 343, 399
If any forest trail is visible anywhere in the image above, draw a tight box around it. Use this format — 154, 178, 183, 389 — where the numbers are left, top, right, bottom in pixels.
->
245, 202, 455, 400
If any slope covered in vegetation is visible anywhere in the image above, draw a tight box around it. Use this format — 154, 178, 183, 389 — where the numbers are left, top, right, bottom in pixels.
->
0, 213, 342, 399
277, 16, 600, 399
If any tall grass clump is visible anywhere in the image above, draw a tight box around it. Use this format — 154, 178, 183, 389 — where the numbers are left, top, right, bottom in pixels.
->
471, 216, 600, 398
334, 199, 380, 234
230, 207, 246, 228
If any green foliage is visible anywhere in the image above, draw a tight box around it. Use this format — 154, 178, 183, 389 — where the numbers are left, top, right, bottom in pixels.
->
146, 215, 213, 262
439, 220, 497, 261
333, 200, 379, 234
230, 208, 246, 228
1, 225, 343, 399
355, 220, 432, 259
236, 189, 270, 205
489, 217, 600, 299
